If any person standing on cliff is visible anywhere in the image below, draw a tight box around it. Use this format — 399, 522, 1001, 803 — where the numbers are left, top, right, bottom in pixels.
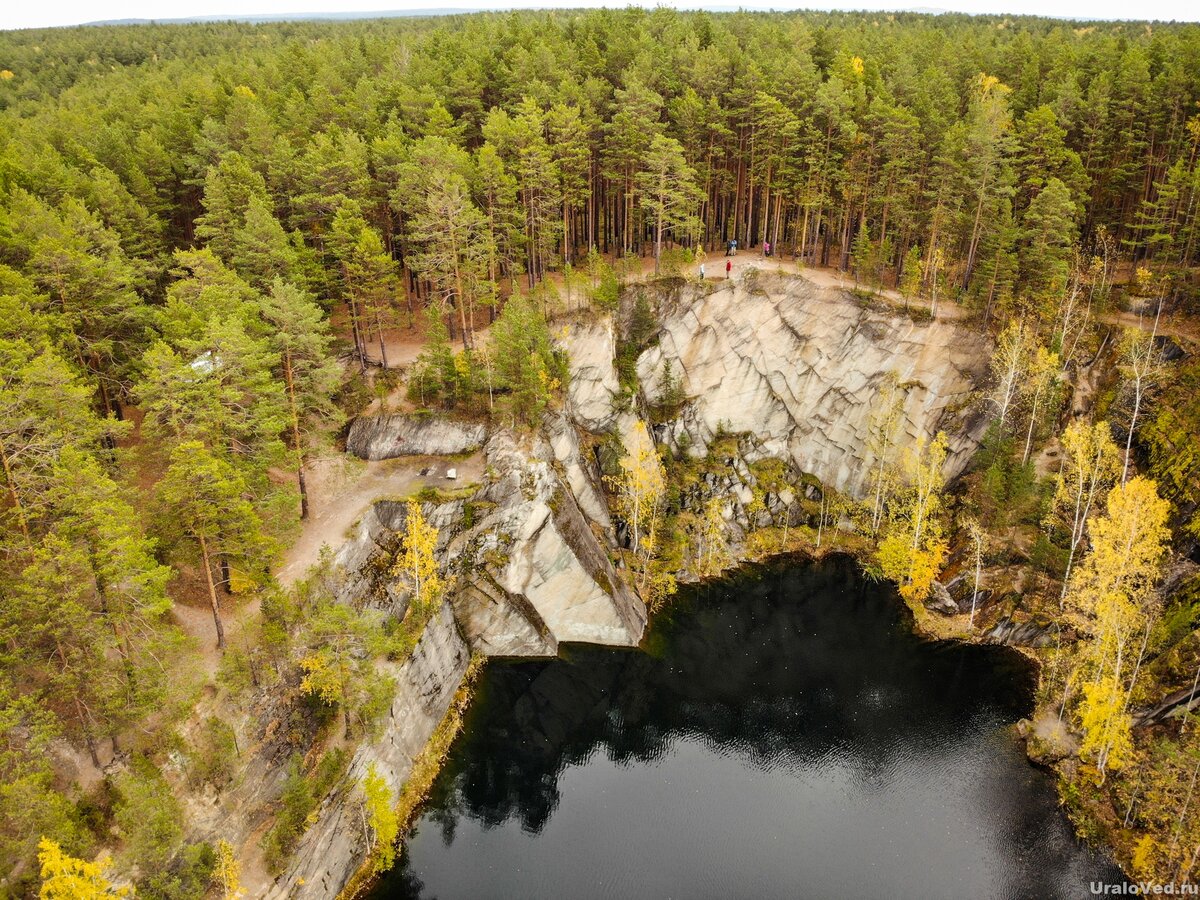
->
698, 262, 705, 280
726, 259, 732, 279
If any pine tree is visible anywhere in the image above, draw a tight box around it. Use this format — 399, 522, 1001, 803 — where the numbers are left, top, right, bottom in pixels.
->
488, 294, 564, 425
157, 441, 271, 649
329, 203, 401, 369
0, 341, 112, 554
195, 151, 271, 261
259, 280, 341, 518
403, 146, 495, 350
298, 597, 390, 731
230, 195, 300, 291
635, 134, 703, 274
1019, 177, 1078, 302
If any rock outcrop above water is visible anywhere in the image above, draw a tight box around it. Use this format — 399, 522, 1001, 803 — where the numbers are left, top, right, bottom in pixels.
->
263, 602, 469, 900
248, 272, 992, 899
346, 413, 487, 459
259, 420, 644, 899
624, 275, 990, 498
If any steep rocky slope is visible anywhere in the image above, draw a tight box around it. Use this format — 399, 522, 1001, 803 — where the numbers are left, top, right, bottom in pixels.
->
631, 274, 990, 498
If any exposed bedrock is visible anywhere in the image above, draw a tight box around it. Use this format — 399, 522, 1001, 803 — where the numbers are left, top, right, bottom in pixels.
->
579, 274, 991, 500
253, 273, 990, 899
346, 413, 487, 459
262, 602, 469, 900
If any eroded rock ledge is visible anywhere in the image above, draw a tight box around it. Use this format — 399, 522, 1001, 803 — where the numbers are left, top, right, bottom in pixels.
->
629, 274, 990, 498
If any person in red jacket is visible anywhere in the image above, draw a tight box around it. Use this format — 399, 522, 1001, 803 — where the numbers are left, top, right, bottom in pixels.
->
725, 259, 732, 279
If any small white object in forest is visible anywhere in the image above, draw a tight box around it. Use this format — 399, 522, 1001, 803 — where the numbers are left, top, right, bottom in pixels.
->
446, 468, 457, 480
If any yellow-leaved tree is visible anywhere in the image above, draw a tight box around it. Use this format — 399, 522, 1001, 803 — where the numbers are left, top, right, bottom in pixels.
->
876, 432, 950, 608
396, 499, 441, 613
215, 839, 245, 900
362, 763, 399, 874
609, 420, 667, 593
1067, 476, 1171, 779
37, 838, 129, 900
695, 497, 731, 578
1048, 419, 1120, 606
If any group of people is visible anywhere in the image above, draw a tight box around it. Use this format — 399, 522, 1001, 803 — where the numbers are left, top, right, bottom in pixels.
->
698, 238, 772, 280
723, 238, 771, 257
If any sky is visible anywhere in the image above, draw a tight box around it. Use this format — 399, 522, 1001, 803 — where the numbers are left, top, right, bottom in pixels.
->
2, 0, 1198, 31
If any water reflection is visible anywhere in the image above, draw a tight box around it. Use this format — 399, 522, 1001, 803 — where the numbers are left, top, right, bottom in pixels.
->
373, 556, 1125, 900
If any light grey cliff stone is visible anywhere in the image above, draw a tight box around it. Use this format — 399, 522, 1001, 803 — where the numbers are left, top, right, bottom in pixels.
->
562, 318, 622, 432
445, 431, 645, 648
263, 602, 469, 900
633, 274, 991, 499
346, 414, 487, 460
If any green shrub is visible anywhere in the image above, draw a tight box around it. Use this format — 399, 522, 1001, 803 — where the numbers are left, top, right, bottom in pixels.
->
113, 758, 184, 870
188, 717, 238, 790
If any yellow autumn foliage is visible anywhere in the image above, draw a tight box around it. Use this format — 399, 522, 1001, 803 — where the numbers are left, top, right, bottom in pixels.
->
37, 839, 129, 900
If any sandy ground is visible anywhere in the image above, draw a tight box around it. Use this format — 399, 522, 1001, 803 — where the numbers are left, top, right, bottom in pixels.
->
275, 451, 486, 587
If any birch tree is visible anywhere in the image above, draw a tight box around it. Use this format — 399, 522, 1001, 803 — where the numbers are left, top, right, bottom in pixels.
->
876, 433, 950, 606
395, 499, 441, 613
1049, 419, 1120, 606
988, 320, 1029, 433
611, 420, 666, 567
1120, 326, 1164, 485
1067, 476, 1171, 779
1021, 345, 1060, 464
866, 371, 907, 535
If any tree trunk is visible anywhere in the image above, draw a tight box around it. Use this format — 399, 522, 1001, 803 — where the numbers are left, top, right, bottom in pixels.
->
0, 438, 32, 552
199, 533, 226, 650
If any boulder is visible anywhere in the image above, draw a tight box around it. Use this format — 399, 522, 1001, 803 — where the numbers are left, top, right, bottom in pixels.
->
346, 414, 486, 460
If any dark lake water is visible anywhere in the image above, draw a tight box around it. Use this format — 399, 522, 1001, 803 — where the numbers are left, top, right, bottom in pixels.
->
371, 556, 1126, 900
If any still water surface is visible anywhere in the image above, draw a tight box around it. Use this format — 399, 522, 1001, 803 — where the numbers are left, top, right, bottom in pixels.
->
372, 556, 1125, 900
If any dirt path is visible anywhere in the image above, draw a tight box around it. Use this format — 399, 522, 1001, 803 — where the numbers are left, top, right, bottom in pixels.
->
275, 451, 486, 587
685, 252, 972, 321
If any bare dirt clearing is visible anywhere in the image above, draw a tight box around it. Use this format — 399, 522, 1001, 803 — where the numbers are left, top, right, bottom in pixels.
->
275, 451, 486, 587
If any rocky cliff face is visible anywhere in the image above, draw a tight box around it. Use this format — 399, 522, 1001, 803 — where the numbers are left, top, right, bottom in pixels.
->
248, 272, 991, 899
258, 411, 644, 899
630, 274, 990, 498
263, 603, 469, 900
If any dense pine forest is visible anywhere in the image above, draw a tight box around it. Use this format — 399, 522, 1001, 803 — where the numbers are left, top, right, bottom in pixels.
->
3, 8, 1200, 897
